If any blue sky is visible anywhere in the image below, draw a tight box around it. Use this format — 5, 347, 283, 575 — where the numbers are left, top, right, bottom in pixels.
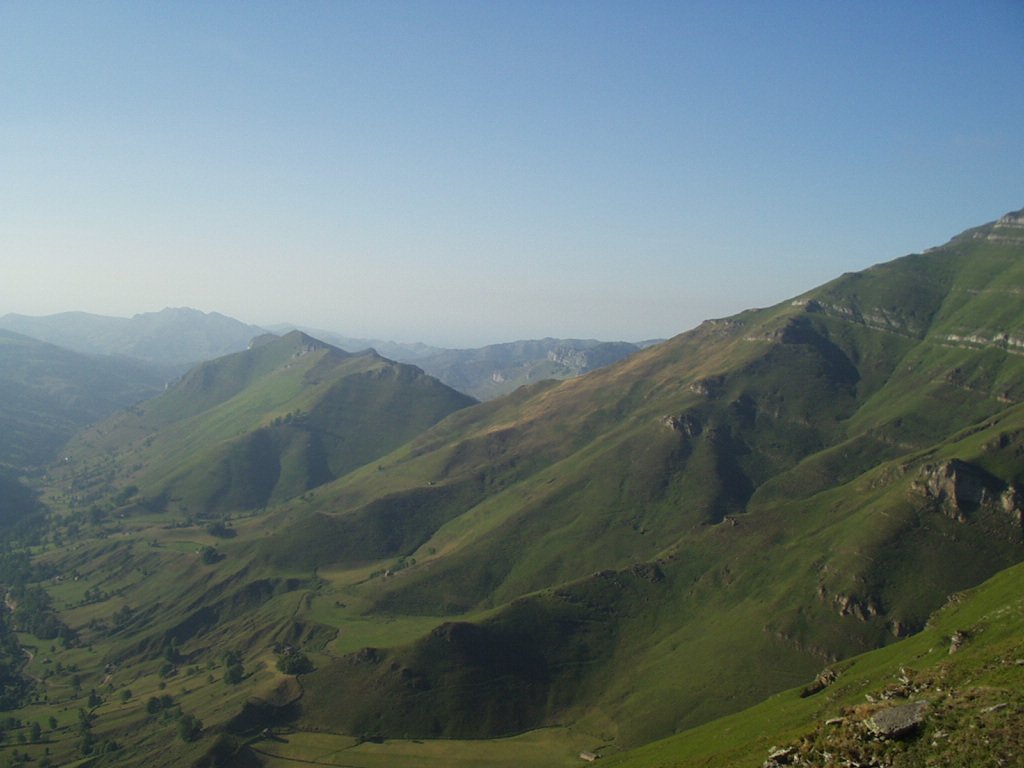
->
2, 1, 1022, 346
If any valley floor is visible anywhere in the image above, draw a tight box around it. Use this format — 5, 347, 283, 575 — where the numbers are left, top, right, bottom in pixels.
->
246, 727, 608, 768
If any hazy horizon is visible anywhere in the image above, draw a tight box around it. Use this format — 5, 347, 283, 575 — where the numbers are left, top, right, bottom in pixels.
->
3, 2, 1022, 347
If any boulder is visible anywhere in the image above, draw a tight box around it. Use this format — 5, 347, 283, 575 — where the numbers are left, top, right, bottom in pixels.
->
864, 700, 928, 739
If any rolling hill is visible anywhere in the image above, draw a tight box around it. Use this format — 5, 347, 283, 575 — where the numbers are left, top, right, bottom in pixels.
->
60, 330, 476, 519
0, 309, 647, 400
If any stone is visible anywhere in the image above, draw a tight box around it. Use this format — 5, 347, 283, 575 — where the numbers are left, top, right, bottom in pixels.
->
864, 700, 928, 739
949, 630, 969, 654
762, 745, 798, 767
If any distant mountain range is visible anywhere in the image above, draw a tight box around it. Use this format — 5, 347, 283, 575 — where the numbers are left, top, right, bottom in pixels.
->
0, 307, 266, 369
270, 326, 653, 400
0, 309, 649, 400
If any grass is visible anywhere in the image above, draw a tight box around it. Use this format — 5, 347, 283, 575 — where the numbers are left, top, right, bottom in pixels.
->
606, 558, 1024, 767
3, 213, 1024, 765
249, 726, 604, 767
58, 332, 473, 521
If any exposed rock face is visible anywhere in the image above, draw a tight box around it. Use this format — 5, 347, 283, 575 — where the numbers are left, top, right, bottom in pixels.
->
984, 209, 1024, 244
800, 666, 839, 698
864, 700, 929, 739
1001, 485, 1024, 525
913, 459, 1022, 524
661, 413, 702, 437
949, 630, 969, 655
833, 593, 880, 621
943, 332, 1024, 355
951, 208, 1024, 245
689, 376, 722, 397
762, 745, 798, 767
546, 347, 589, 369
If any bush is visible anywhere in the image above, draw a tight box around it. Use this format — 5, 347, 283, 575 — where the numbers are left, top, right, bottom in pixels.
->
277, 652, 313, 675
178, 713, 202, 742
223, 663, 243, 685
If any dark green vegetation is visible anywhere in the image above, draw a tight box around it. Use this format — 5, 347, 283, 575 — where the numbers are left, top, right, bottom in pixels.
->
0, 209, 1022, 766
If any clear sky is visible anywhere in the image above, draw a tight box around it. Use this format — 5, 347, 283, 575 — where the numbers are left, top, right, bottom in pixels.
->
2, 1, 1022, 347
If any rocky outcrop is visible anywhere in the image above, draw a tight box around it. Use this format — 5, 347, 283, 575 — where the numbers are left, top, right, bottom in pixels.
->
943, 331, 1024, 356
833, 592, 881, 621
661, 413, 702, 437
976, 209, 1024, 244
949, 208, 1024, 246
864, 700, 929, 739
913, 459, 1023, 524
948, 629, 970, 654
800, 666, 839, 698
688, 376, 723, 397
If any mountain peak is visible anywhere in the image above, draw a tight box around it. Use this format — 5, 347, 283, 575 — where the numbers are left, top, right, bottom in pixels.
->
991, 208, 1024, 243
948, 207, 1024, 246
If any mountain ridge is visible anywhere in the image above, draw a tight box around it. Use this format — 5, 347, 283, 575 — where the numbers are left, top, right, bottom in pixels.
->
1, 208, 1023, 766
61, 330, 476, 520
262, 208, 1024, 744
0, 310, 649, 400
0, 307, 269, 368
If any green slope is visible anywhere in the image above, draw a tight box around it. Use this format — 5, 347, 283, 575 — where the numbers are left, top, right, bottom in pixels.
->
62, 330, 476, 518
4, 209, 1024, 767
278, 209, 1024, 744
0, 329, 166, 469
608, 556, 1024, 767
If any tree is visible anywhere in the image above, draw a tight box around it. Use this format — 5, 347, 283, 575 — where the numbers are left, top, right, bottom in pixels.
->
178, 713, 202, 742
277, 652, 313, 675
223, 662, 243, 685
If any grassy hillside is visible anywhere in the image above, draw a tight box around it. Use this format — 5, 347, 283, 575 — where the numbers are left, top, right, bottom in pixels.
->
0, 210, 1022, 766
608, 556, 1024, 767
275, 209, 1024, 744
0, 329, 166, 469
59, 330, 476, 519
